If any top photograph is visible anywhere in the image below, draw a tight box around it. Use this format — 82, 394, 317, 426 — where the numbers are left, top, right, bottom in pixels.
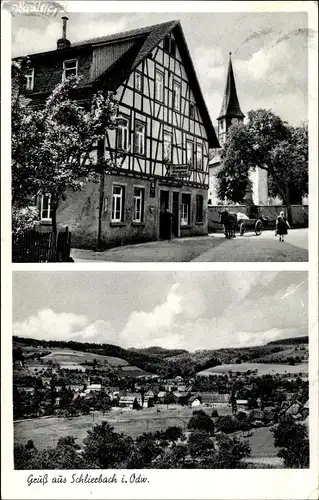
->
11, 10, 310, 262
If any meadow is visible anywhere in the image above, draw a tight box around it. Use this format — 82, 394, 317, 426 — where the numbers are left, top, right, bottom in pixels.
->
14, 405, 231, 449
198, 362, 308, 377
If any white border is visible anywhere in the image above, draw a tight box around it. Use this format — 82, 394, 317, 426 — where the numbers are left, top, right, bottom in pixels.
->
2, 1, 318, 499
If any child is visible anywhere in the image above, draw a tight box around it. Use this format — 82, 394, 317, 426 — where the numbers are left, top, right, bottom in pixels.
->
276, 211, 290, 242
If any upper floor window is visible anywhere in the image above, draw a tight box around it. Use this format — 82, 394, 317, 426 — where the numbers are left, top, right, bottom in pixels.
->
164, 37, 176, 57
134, 121, 145, 155
189, 103, 195, 120
117, 116, 129, 151
62, 59, 78, 81
163, 131, 172, 162
196, 143, 203, 170
135, 72, 142, 92
155, 70, 164, 101
186, 140, 194, 166
173, 81, 181, 111
25, 68, 34, 91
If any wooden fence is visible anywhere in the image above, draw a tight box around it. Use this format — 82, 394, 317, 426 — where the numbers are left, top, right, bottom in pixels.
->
12, 227, 72, 263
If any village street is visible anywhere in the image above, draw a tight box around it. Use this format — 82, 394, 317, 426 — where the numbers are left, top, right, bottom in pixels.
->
71, 228, 308, 262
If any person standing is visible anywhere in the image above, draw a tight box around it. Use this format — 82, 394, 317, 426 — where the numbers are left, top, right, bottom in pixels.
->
276, 210, 290, 242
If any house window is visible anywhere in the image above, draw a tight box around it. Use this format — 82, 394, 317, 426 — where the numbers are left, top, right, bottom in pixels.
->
189, 103, 195, 119
173, 81, 181, 111
40, 195, 52, 221
155, 70, 164, 101
196, 143, 203, 170
135, 72, 142, 92
164, 37, 176, 57
134, 121, 145, 155
117, 116, 129, 151
196, 195, 204, 222
25, 68, 34, 91
133, 187, 144, 222
181, 193, 191, 226
111, 185, 125, 222
62, 59, 78, 81
186, 140, 194, 166
163, 131, 172, 162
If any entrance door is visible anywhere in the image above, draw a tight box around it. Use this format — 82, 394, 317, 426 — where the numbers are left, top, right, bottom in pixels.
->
159, 190, 170, 239
172, 191, 179, 237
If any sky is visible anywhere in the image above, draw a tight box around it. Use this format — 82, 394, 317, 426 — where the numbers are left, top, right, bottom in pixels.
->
10, 9, 312, 126
13, 271, 308, 351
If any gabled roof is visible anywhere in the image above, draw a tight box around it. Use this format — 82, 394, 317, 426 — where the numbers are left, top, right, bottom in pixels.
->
16, 20, 219, 147
75, 20, 219, 148
218, 53, 245, 121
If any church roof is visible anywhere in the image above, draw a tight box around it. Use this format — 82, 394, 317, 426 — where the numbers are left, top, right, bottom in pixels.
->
218, 53, 245, 120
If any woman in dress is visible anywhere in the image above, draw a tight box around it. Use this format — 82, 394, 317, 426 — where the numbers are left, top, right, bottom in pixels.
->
276, 210, 290, 242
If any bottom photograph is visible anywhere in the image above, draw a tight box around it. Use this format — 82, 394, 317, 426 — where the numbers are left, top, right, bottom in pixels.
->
12, 271, 309, 470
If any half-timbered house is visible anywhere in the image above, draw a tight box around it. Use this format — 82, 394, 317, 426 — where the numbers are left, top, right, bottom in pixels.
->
18, 18, 219, 248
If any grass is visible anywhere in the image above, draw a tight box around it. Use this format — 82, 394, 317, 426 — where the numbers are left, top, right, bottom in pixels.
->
14, 405, 281, 466
14, 405, 232, 450
198, 362, 308, 376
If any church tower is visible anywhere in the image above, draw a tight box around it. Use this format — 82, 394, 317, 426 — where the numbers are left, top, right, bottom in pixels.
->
217, 52, 245, 146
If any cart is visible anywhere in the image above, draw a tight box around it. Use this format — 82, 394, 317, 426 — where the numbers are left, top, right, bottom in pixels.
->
238, 217, 263, 236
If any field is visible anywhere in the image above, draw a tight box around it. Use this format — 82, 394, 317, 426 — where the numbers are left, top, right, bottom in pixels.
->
14, 405, 233, 449
14, 405, 280, 466
198, 362, 308, 376
15, 346, 150, 375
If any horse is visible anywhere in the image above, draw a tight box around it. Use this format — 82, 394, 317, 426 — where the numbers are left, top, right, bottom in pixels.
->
219, 210, 237, 239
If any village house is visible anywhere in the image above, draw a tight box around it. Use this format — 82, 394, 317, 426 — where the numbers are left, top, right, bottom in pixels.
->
119, 392, 143, 409
157, 391, 167, 403
188, 395, 201, 409
19, 18, 219, 249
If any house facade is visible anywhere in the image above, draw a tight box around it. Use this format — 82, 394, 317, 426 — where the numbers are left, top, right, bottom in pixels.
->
19, 18, 219, 248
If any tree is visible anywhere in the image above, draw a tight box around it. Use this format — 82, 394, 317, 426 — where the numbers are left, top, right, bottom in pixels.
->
212, 434, 251, 468
82, 421, 134, 468
272, 415, 309, 468
188, 410, 215, 435
216, 415, 239, 434
216, 110, 308, 222
12, 58, 119, 240
188, 430, 215, 459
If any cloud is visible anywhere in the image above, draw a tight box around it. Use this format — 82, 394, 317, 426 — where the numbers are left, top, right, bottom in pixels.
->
12, 16, 130, 57
119, 283, 183, 347
13, 309, 89, 340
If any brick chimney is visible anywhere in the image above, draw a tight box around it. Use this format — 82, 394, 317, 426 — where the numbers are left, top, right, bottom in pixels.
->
57, 16, 71, 49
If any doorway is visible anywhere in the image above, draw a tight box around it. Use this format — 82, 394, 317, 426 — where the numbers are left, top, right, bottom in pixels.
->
172, 191, 180, 237
159, 190, 170, 239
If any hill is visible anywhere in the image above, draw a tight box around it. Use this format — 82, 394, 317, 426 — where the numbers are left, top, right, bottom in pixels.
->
267, 336, 308, 346
13, 334, 308, 379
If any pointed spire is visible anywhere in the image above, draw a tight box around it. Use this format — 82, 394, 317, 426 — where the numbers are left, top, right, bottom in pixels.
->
218, 52, 245, 120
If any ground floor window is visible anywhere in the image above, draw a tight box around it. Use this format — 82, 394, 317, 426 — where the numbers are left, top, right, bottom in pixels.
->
181, 193, 191, 226
112, 185, 125, 222
133, 187, 144, 222
196, 194, 204, 222
40, 194, 52, 221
